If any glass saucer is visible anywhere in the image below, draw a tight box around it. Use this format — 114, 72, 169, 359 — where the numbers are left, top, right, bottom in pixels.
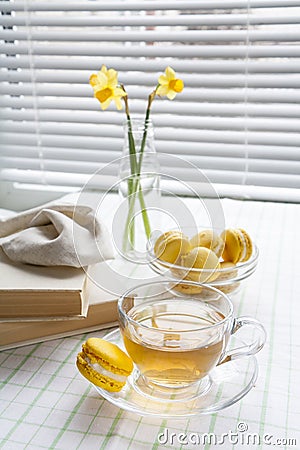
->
89, 328, 258, 418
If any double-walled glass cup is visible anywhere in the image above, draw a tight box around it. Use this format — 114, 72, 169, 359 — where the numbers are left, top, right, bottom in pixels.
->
118, 280, 266, 394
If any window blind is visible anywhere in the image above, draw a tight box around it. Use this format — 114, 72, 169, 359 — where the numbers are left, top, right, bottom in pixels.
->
1, 0, 300, 200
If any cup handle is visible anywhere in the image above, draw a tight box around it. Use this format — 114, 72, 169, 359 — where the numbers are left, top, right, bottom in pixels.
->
219, 317, 267, 364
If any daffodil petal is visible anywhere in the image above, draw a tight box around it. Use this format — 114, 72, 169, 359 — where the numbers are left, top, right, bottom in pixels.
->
167, 90, 177, 100
100, 98, 112, 110
165, 66, 176, 80
89, 74, 99, 87
107, 68, 118, 87
95, 71, 108, 87
114, 87, 127, 97
114, 97, 123, 110
156, 85, 169, 97
158, 74, 168, 85
101, 65, 108, 75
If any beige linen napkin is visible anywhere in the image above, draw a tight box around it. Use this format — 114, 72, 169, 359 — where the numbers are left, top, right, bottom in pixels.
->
0, 203, 114, 267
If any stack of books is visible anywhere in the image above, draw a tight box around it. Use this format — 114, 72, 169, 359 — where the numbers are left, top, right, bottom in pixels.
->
0, 249, 118, 350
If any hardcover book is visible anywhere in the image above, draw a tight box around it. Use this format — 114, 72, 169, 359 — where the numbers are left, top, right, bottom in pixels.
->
0, 281, 117, 350
0, 249, 88, 321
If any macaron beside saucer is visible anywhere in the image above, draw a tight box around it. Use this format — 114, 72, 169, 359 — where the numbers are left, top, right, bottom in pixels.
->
76, 338, 133, 392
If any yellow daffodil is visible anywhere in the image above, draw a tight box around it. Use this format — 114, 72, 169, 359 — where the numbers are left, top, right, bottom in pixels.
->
156, 66, 184, 100
89, 65, 126, 110
89, 64, 185, 253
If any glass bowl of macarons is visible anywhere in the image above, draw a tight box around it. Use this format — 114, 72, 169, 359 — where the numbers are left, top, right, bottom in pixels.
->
147, 227, 259, 296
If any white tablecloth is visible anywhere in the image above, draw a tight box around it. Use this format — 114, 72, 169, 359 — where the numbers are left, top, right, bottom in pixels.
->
0, 196, 299, 449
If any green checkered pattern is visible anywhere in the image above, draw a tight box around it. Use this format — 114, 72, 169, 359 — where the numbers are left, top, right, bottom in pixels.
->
1, 198, 299, 449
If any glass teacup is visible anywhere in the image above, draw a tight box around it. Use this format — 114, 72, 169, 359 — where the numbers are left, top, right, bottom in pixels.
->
118, 280, 266, 394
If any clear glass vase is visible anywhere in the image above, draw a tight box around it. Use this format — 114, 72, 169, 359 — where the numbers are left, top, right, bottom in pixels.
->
117, 118, 161, 261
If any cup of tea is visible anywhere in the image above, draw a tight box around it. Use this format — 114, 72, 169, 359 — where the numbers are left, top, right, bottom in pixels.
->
118, 280, 266, 393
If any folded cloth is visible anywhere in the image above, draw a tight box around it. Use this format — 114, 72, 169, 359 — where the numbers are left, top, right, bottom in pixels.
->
0, 203, 114, 267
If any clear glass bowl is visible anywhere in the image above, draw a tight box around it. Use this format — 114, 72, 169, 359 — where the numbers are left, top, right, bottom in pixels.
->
147, 230, 259, 296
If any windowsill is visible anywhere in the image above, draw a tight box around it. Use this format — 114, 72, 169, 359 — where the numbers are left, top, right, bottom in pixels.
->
0, 179, 300, 213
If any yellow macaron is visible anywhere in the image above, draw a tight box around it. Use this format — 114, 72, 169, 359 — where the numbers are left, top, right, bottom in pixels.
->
217, 282, 241, 295
190, 229, 224, 258
76, 337, 133, 392
216, 261, 239, 294
154, 231, 191, 264
218, 261, 238, 281
221, 228, 253, 264
171, 281, 203, 295
181, 246, 220, 282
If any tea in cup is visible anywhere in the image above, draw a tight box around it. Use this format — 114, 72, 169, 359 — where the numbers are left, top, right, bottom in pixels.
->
118, 280, 266, 392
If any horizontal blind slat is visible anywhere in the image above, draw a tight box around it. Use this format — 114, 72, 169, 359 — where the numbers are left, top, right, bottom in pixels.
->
2, 0, 300, 12
3, 43, 300, 58
3, 142, 300, 162
2, 67, 299, 88
2, 59, 300, 74
2, 116, 300, 133
2, 97, 300, 118
0, 103, 300, 120
0, 84, 300, 103
2, 13, 300, 27
3, 154, 300, 176
2, 29, 300, 42
2, 128, 300, 147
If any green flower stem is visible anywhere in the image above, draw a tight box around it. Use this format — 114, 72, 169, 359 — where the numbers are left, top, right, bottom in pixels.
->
122, 175, 152, 251
132, 89, 158, 240
137, 89, 157, 175
122, 185, 137, 252
137, 109, 151, 175
122, 92, 139, 251
121, 89, 155, 252
124, 175, 152, 250
138, 183, 151, 238
124, 97, 137, 177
